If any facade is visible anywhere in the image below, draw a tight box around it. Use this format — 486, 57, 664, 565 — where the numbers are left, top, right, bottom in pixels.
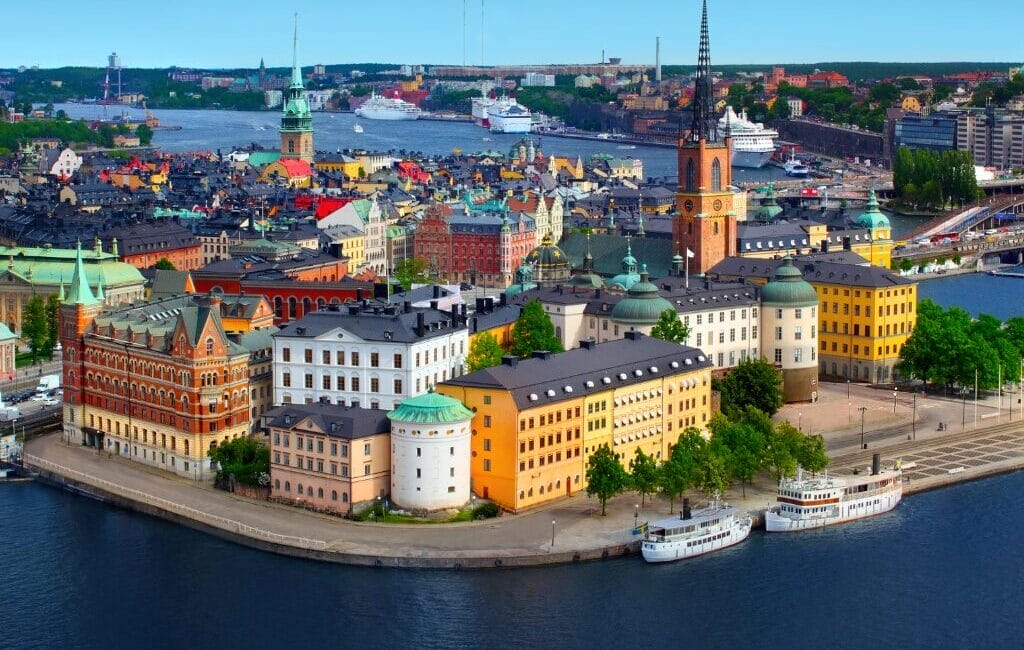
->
957, 108, 1024, 169
894, 113, 958, 152
105, 223, 203, 271
387, 391, 474, 512
267, 403, 390, 513
279, 21, 314, 162
39, 147, 83, 178
0, 323, 15, 383
439, 333, 713, 512
273, 303, 469, 411
760, 257, 819, 402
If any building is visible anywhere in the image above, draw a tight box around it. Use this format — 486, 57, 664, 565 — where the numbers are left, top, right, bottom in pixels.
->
273, 302, 469, 411
38, 147, 83, 178
266, 403, 390, 513
387, 391, 474, 512
521, 73, 555, 87
438, 333, 713, 512
104, 222, 202, 271
894, 113, 958, 153
61, 244, 266, 479
280, 20, 314, 162
957, 107, 1024, 169
786, 98, 804, 117
807, 71, 849, 89
760, 257, 819, 402
0, 323, 15, 383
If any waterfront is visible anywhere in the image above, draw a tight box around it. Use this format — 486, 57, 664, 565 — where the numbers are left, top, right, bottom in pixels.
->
918, 270, 1024, 319
2, 473, 1022, 649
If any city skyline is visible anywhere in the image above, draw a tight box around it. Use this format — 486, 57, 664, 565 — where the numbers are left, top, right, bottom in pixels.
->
3, 0, 1023, 70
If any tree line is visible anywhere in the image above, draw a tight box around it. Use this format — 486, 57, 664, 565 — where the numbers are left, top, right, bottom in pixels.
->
892, 147, 980, 210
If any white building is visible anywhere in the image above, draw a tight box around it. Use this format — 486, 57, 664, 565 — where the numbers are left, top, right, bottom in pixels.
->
39, 147, 83, 178
387, 391, 473, 511
522, 73, 555, 87
787, 98, 804, 117
759, 257, 818, 402
274, 303, 469, 411
264, 90, 283, 109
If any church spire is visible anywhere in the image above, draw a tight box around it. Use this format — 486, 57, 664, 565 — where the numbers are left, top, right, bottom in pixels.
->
67, 240, 99, 306
290, 13, 303, 88
689, 0, 714, 142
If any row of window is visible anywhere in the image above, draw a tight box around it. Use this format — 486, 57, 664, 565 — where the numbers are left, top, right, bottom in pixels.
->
823, 321, 910, 337
824, 301, 914, 316
519, 407, 583, 432
275, 480, 351, 504
272, 432, 367, 457
517, 447, 581, 471
822, 341, 904, 357
517, 476, 580, 501
280, 343, 465, 367
694, 326, 757, 347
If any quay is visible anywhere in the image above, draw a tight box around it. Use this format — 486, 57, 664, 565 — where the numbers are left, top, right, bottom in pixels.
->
21, 420, 1024, 570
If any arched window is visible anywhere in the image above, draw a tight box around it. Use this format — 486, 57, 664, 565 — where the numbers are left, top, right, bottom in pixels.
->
288, 297, 297, 319
342, 492, 349, 503
307, 486, 313, 496
713, 221, 719, 236
711, 158, 722, 192
206, 337, 214, 355
331, 490, 338, 501
317, 488, 324, 498
274, 297, 284, 319
685, 159, 696, 192
297, 483, 303, 494
275, 479, 280, 489
284, 481, 291, 492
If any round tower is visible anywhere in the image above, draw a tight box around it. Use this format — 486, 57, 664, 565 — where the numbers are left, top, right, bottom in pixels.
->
760, 256, 819, 402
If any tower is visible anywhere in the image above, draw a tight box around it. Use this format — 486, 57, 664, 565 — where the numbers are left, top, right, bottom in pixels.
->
674, 0, 736, 276
499, 214, 512, 286
280, 14, 314, 162
60, 241, 103, 447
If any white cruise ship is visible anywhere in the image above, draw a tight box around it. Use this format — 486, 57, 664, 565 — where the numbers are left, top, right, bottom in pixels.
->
719, 105, 777, 168
487, 97, 532, 133
641, 498, 752, 563
764, 455, 903, 533
471, 96, 497, 127
354, 92, 422, 121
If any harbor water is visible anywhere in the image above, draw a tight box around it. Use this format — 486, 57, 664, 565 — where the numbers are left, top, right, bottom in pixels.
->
1, 473, 1023, 649
918, 271, 1024, 320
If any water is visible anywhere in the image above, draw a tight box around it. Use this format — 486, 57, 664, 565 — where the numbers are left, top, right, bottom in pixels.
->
54, 103, 790, 183
2, 473, 1022, 650
918, 272, 1024, 320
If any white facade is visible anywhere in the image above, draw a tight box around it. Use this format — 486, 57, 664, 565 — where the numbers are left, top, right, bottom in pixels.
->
44, 148, 83, 178
389, 416, 471, 511
274, 323, 469, 411
315, 199, 387, 275
762, 305, 817, 372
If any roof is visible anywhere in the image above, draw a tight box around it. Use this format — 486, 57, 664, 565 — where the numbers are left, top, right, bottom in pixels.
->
610, 268, 675, 325
264, 403, 390, 440
442, 333, 712, 410
387, 391, 474, 424
560, 233, 674, 279
708, 256, 913, 289
275, 304, 466, 344
760, 257, 818, 307
0, 322, 16, 341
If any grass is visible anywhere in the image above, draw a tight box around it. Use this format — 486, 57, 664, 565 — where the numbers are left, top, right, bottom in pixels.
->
353, 503, 486, 524
15, 351, 53, 369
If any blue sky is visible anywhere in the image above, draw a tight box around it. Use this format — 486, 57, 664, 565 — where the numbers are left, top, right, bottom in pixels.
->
5, 0, 1022, 69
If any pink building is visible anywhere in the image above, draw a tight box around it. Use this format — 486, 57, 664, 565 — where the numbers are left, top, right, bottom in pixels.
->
267, 403, 391, 515
0, 323, 15, 384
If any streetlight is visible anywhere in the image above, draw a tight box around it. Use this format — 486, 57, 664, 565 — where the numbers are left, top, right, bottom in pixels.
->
858, 406, 868, 449
847, 379, 852, 423
893, 386, 898, 414
798, 412, 803, 432
910, 391, 917, 441
551, 520, 556, 547
961, 386, 969, 429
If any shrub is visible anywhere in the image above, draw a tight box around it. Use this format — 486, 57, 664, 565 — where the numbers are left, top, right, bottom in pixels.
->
472, 502, 500, 519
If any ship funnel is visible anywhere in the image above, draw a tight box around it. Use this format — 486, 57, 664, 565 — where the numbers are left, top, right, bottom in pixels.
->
682, 498, 692, 520
871, 453, 881, 476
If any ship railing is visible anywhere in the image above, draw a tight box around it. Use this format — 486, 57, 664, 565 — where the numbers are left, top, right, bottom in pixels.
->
24, 454, 328, 551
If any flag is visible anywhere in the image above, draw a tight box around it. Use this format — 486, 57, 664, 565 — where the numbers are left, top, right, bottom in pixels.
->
686, 249, 695, 259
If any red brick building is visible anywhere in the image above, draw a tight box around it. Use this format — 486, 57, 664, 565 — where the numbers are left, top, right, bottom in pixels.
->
103, 222, 203, 271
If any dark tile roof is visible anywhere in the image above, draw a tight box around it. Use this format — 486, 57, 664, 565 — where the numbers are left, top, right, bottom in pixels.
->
708, 256, 913, 288
263, 403, 390, 440
275, 304, 466, 343
559, 233, 674, 278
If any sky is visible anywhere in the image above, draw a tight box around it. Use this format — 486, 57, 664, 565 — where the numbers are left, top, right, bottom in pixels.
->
4, 0, 1022, 70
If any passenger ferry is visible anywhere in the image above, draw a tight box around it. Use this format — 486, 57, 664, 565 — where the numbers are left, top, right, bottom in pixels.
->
641, 498, 753, 563
764, 455, 902, 533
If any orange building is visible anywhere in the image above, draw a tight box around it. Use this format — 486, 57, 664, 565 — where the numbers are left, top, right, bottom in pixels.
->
103, 222, 202, 271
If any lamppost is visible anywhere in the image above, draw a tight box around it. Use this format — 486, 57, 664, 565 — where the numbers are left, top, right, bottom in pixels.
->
634, 504, 639, 531
910, 391, 917, 441
893, 386, 898, 414
798, 412, 802, 432
858, 406, 868, 449
847, 379, 852, 423
961, 386, 969, 429
551, 520, 556, 547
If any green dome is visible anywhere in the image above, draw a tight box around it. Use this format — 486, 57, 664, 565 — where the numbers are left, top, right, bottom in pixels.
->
388, 391, 474, 424
758, 185, 784, 220
524, 232, 571, 272
855, 190, 890, 230
761, 257, 818, 307
570, 271, 604, 289
610, 265, 675, 325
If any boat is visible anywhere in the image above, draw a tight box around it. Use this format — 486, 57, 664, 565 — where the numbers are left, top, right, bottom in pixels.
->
719, 105, 778, 168
352, 123, 364, 133
783, 150, 810, 177
764, 455, 902, 533
354, 92, 422, 121
471, 96, 497, 127
617, 144, 637, 150
641, 497, 753, 563
487, 97, 532, 134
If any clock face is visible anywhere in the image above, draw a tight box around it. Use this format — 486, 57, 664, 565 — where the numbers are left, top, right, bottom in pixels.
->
713, 199, 723, 211
684, 199, 694, 212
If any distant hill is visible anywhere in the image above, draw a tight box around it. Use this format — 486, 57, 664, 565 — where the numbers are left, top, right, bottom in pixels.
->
662, 62, 1019, 82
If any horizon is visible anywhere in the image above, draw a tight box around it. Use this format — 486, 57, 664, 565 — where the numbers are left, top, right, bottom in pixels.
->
2, 0, 1022, 70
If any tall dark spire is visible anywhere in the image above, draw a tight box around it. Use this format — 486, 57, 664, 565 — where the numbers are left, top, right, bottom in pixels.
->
688, 0, 714, 142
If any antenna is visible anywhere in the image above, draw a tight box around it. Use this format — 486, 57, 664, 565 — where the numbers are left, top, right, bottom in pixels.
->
462, 0, 467, 66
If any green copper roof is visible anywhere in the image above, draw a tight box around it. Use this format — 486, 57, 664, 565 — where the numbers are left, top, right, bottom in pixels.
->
760, 256, 818, 307
758, 185, 784, 220
66, 241, 99, 306
0, 322, 16, 341
855, 190, 890, 230
611, 265, 675, 326
387, 391, 473, 424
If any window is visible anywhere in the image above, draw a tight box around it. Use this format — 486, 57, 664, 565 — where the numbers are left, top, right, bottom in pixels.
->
304, 374, 313, 389
304, 349, 313, 363
483, 459, 492, 471
282, 348, 291, 362
393, 379, 403, 394
351, 352, 360, 366
794, 349, 803, 363
484, 415, 492, 427
370, 378, 379, 393
364, 464, 371, 476
484, 438, 492, 451
282, 372, 291, 387
795, 308, 802, 318
794, 326, 802, 340
685, 158, 696, 192
775, 326, 783, 341
774, 348, 782, 364
371, 353, 379, 368
322, 375, 331, 390
336, 350, 345, 365
322, 350, 331, 364
352, 377, 360, 391
364, 443, 371, 455
710, 158, 721, 191
393, 353, 402, 369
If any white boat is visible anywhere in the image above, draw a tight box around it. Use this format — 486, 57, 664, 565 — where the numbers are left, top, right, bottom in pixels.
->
354, 92, 422, 121
719, 105, 777, 168
487, 97, 532, 133
764, 456, 903, 533
352, 123, 364, 133
471, 96, 497, 127
641, 498, 753, 563
783, 150, 810, 177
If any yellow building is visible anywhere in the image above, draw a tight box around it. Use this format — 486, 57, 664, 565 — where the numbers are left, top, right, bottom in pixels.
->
333, 228, 365, 270
901, 95, 922, 112
438, 333, 712, 512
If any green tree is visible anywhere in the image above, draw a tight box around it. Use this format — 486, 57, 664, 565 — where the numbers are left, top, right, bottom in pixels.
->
659, 428, 705, 513
794, 433, 829, 473
709, 414, 765, 497
467, 331, 504, 372
764, 421, 801, 481
628, 447, 659, 507
135, 124, 153, 146
868, 82, 900, 106
21, 296, 49, 362
714, 357, 784, 417
208, 437, 270, 487
585, 444, 629, 516
45, 295, 60, 352
649, 308, 690, 344
694, 446, 729, 498
510, 299, 564, 358
153, 258, 176, 270
392, 257, 430, 291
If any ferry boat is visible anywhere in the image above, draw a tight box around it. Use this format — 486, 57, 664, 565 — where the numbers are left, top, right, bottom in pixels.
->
764, 455, 902, 533
471, 96, 497, 127
487, 97, 532, 133
783, 150, 810, 177
641, 498, 753, 563
719, 105, 777, 168
354, 92, 422, 121
352, 123, 364, 133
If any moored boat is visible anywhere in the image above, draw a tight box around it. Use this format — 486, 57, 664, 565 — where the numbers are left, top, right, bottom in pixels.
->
641, 497, 753, 563
354, 92, 422, 121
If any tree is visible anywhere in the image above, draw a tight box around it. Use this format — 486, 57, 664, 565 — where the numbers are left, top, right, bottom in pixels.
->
763, 421, 801, 481
21, 296, 49, 361
709, 414, 765, 497
467, 331, 504, 372
715, 358, 784, 417
659, 428, 705, 513
45, 295, 60, 352
392, 257, 430, 291
694, 446, 729, 498
794, 433, 829, 473
629, 447, 659, 507
208, 437, 270, 487
510, 299, 564, 358
135, 124, 153, 146
153, 258, 176, 270
585, 444, 629, 516
649, 308, 690, 344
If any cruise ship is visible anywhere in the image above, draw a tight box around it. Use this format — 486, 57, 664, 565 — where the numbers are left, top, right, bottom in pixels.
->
471, 96, 497, 127
719, 105, 777, 168
764, 455, 903, 533
354, 92, 422, 121
487, 97, 532, 134
641, 498, 753, 563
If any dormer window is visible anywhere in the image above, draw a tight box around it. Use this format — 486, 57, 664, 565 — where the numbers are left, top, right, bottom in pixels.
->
206, 337, 214, 355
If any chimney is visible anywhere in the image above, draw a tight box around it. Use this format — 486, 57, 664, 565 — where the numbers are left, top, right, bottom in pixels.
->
404, 301, 412, 313
580, 338, 597, 350
430, 299, 439, 310
476, 297, 485, 313
416, 312, 426, 337
499, 293, 507, 307
843, 236, 852, 251
432, 285, 441, 298
501, 355, 518, 367
871, 453, 881, 476
356, 288, 364, 301
484, 297, 494, 313
471, 316, 478, 333
532, 350, 552, 360
682, 498, 691, 520
624, 331, 642, 341
821, 239, 829, 253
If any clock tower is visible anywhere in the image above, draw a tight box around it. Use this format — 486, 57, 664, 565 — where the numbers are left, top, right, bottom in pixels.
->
674, 0, 736, 276
280, 14, 314, 163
